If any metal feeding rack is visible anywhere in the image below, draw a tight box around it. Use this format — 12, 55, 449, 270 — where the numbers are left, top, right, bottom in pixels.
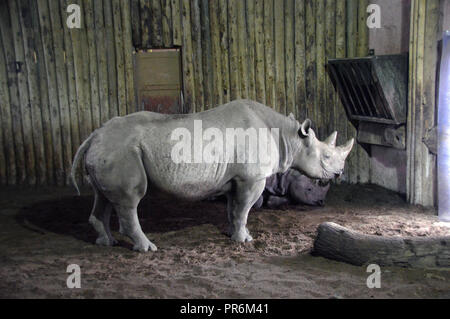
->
327, 54, 408, 149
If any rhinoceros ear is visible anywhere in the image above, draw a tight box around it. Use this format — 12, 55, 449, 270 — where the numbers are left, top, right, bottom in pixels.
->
299, 119, 312, 137
288, 113, 295, 121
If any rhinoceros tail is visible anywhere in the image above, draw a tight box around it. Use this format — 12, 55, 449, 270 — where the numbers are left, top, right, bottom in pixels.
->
71, 134, 94, 196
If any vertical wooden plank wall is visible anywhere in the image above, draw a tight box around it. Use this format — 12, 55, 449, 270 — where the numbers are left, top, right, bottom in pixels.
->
407, 0, 440, 206
0, 0, 371, 186
0, 0, 135, 186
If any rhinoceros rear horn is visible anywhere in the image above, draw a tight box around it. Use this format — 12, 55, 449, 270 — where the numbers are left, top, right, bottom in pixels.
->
338, 138, 354, 157
324, 131, 337, 147
299, 119, 312, 137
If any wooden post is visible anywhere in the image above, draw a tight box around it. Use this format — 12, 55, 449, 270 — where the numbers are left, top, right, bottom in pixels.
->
104, 0, 119, 117
209, 0, 223, 106
305, 0, 316, 122
9, 0, 36, 185
237, 0, 249, 99
254, 0, 265, 104
18, 0, 46, 185
130, 0, 142, 49
263, 0, 275, 108
121, 0, 136, 114
285, 0, 295, 117
315, 0, 325, 138
171, 0, 182, 46
191, 0, 204, 112
294, 0, 306, 120
0, 23, 17, 185
246, 0, 256, 101
161, 0, 173, 48
181, 0, 195, 113
325, 0, 336, 136
150, 0, 163, 47
84, 0, 101, 129
200, 0, 213, 109
228, 0, 240, 100
274, 0, 286, 114
218, 0, 230, 103
140, 0, 151, 48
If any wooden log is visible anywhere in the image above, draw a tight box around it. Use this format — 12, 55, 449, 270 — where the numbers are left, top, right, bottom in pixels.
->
218, 0, 230, 103
140, 0, 151, 48
104, 0, 119, 117
228, 0, 240, 100
313, 222, 450, 268
200, 0, 213, 109
191, 0, 204, 112
181, 0, 195, 113
209, 0, 223, 106
94, 0, 111, 124
246, 0, 256, 101
254, 0, 265, 104
121, 0, 136, 114
237, 0, 249, 99
19, 0, 46, 185
0, 26, 16, 185
9, 0, 36, 185
161, 0, 173, 48
294, 0, 306, 120
285, 0, 295, 117
304, 0, 315, 123
112, 0, 127, 117
263, 0, 275, 108
171, 0, 182, 46
274, 0, 286, 114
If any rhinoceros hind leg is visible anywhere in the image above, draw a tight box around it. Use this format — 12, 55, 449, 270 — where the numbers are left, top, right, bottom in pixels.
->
89, 192, 117, 246
114, 204, 157, 252
228, 179, 266, 243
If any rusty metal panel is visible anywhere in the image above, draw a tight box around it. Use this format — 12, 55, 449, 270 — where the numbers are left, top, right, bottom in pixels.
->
134, 49, 182, 113
327, 54, 408, 125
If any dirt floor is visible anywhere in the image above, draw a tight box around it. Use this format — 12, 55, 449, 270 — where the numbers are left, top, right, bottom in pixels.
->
0, 183, 449, 299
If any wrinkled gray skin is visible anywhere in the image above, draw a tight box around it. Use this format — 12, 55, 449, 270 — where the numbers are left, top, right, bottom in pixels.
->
71, 99, 354, 252
253, 169, 331, 209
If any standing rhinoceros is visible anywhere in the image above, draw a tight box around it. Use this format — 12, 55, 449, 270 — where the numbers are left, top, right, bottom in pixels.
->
71, 99, 353, 252
253, 168, 331, 209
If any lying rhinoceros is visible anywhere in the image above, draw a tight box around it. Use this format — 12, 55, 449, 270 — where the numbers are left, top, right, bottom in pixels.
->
253, 168, 331, 209
71, 99, 353, 252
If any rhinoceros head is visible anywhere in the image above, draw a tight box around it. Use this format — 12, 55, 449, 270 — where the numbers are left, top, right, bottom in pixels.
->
291, 119, 354, 180
290, 174, 331, 206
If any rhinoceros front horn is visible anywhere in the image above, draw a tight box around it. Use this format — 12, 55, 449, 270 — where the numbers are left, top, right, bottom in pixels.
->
337, 138, 354, 158
324, 131, 337, 147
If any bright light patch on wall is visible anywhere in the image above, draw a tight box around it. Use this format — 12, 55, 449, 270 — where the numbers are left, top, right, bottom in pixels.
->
438, 31, 450, 222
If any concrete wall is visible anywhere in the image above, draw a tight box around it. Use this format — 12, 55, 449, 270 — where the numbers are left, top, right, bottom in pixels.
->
367, 0, 410, 194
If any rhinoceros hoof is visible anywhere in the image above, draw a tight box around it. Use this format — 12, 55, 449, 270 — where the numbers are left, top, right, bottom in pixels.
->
133, 240, 158, 252
96, 236, 117, 246
231, 231, 253, 243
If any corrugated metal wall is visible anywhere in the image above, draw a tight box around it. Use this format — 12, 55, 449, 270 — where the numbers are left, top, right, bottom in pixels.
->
0, 0, 370, 186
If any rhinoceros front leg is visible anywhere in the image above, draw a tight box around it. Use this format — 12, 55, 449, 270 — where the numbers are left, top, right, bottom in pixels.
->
227, 179, 266, 243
